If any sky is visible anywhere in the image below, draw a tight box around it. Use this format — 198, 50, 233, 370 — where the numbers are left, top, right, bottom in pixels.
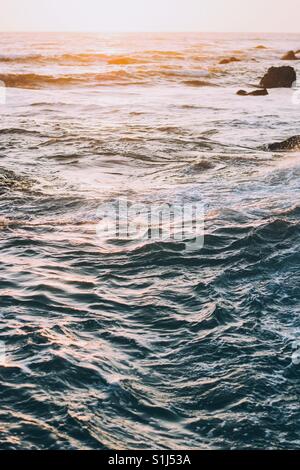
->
0, 0, 299, 32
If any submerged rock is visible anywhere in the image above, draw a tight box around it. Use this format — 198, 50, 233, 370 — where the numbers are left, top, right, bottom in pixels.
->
250, 89, 269, 96
281, 50, 297, 60
192, 160, 214, 171
0, 168, 31, 194
237, 89, 268, 96
219, 57, 241, 65
260, 66, 296, 88
255, 45, 268, 49
237, 90, 247, 96
264, 135, 300, 151
182, 79, 217, 87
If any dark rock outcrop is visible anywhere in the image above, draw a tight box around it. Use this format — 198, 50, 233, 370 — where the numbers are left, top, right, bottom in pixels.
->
219, 57, 241, 65
237, 89, 268, 96
260, 66, 296, 88
264, 135, 300, 151
255, 45, 267, 49
281, 51, 297, 60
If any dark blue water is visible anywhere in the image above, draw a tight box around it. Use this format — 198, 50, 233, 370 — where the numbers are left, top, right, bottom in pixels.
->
0, 32, 300, 449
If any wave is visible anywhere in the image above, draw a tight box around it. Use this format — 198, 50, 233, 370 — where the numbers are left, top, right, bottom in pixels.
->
0, 69, 215, 89
107, 56, 147, 65
0, 71, 137, 89
0, 51, 185, 66
0, 73, 84, 89
142, 50, 185, 58
0, 127, 42, 136
0, 53, 145, 66
0, 53, 110, 65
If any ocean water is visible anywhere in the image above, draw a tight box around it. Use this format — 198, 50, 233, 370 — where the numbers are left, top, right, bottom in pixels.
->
0, 32, 300, 450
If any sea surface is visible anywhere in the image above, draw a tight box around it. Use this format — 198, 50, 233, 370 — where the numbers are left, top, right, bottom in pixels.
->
0, 32, 300, 450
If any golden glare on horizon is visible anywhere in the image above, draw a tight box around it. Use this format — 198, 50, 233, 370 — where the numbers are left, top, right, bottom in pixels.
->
0, 0, 299, 33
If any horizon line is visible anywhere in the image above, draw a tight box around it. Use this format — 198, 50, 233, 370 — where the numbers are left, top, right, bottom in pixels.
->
0, 30, 299, 34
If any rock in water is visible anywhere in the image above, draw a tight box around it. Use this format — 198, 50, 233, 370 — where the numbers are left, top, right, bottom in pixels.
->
265, 135, 300, 151
249, 89, 268, 96
260, 66, 296, 88
219, 57, 241, 65
183, 80, 216, 87
237, 89, 268, 96
281, 51, 297, 60
0, 168, 31, 194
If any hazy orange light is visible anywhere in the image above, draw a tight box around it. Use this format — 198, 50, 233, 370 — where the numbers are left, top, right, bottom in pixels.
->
0, 0, 299, 32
